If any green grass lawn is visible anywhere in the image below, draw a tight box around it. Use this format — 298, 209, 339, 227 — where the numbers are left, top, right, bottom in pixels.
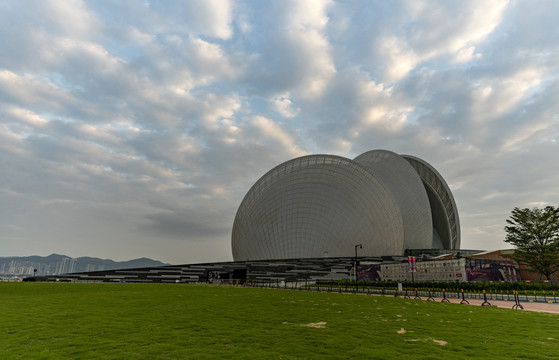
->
1, 283, 558, 359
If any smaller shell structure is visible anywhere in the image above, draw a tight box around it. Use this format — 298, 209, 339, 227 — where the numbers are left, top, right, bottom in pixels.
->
232, 150, 460, 261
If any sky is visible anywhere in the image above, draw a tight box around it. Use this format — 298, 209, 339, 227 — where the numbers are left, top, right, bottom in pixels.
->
1, 0, 559, 264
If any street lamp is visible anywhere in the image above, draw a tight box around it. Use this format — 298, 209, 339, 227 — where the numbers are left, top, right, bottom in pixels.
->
354, 244, 362, 292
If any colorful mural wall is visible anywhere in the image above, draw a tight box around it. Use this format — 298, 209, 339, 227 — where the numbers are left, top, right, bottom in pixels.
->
357, 258, 520, 282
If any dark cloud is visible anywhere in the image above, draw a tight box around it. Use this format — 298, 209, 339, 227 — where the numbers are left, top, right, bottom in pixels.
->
142, 210, 231, 240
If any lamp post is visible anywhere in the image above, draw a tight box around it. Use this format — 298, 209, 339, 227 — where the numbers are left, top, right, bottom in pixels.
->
354, 244, 362, 292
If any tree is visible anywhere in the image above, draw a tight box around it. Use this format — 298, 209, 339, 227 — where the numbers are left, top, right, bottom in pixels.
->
504, 206, 559, 280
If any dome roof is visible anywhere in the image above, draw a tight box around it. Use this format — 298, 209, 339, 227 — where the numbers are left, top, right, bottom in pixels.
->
402, 155, 461, 250
353, 150, 433, 250
232, 150, 460, 260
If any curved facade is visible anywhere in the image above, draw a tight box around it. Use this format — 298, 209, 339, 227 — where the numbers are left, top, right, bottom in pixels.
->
402, 155, 461, 250
232, 150, 460, 261
353, 150, 433, 251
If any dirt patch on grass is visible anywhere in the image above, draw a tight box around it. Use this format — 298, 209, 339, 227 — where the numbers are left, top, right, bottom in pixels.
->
303, 322, 327, 328
397, 328, 406, 334
404, 338, 447, 345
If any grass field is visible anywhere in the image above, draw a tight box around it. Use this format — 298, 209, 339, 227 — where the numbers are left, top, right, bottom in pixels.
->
1, 283, 558, 359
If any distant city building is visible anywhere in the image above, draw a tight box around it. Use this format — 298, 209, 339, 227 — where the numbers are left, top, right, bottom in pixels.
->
232, 150, 460, 261
56, 257, 77, 274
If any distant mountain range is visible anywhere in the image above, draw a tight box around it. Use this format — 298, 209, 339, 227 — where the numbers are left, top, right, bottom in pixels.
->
0, 254, 169, 278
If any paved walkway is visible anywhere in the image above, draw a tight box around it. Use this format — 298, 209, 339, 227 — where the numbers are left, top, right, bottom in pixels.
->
421, 296, 559, 314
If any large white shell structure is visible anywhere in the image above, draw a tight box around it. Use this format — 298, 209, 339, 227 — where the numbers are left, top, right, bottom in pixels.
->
402, 155, 461, 250
353, 150, 433, 251
232, 150, 460, 261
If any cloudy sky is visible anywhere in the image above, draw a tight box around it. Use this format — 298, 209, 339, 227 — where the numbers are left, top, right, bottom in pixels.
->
1, 0, 558, 264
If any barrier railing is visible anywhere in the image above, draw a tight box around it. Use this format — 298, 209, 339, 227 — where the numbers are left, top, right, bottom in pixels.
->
213, 279, 559, 309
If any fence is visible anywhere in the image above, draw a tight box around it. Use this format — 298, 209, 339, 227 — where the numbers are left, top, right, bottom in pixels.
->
214, 279, 559, 309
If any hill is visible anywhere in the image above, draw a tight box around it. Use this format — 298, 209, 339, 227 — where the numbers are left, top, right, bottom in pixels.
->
0, 254, 169, 278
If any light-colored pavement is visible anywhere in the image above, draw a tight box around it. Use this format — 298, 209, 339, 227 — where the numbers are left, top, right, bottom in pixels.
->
423, 296, 559, 314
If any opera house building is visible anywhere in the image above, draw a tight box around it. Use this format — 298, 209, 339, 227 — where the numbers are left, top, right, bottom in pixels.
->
232, 149, 460, 261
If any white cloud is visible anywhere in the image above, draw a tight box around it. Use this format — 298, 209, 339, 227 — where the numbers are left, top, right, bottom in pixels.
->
0, 70, 74, 110
471, 68, 544, 125
377, 36, 419, 82
6, 107, 48, 127
249, 116, 307, 158
238, 0, 335, 98
452, 46, 480, 63
119, 0, 234, 40
39, 0, 101, 38
369, 0, 508, 82
282, 0, 336, 98
270, 93, 299, 118
407, 0, 508, 58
